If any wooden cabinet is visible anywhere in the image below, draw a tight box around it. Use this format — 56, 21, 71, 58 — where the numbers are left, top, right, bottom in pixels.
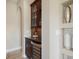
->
31, 0, 41, 43
30, 0, 42, 59
25, 1, 42, 57
31, 41, 41, 59
25, 38, 32, 59
31, 0, 41, 27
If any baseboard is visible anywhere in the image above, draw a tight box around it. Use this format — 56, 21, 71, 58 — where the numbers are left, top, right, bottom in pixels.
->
22, 54, 27, 58
6, 47, 28, 58
6, 47, 22, 59
6, 47, 21, 54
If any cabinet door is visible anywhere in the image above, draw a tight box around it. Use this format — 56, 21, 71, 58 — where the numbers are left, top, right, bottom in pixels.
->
31, 0, 41, 27
31, 4, 37, 27
25, 38, 32, 58
36, 0, 41, 27
31, 0, 41, 40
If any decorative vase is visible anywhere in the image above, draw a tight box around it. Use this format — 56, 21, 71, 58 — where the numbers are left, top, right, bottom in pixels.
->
65, 6, 71, 23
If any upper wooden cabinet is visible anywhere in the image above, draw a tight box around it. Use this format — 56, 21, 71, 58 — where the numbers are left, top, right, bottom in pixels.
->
31, 0, 41, 43
31, 0, 41, 27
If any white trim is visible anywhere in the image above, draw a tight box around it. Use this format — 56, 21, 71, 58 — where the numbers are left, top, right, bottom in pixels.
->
6, 47, 21, 53
22, 54, 27, 58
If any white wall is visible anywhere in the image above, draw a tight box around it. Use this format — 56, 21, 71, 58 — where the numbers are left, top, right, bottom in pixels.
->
6, 0, 31, 56
49, 0, 62, 59
21, 0, 31, 57
28, 0, 35, 4
42, 0, 68, 59
42, 0, 49, 59
6, 0, 21, 52
23, 0, 31, 36
49, 0, 68, 59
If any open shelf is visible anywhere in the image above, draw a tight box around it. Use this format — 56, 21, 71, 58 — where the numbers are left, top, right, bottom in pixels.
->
61, 23, 73, 28
62, 48, 73, 56
61, 0, 73, 59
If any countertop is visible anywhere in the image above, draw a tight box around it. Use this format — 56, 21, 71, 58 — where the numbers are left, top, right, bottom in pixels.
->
25, 37, 41, 44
